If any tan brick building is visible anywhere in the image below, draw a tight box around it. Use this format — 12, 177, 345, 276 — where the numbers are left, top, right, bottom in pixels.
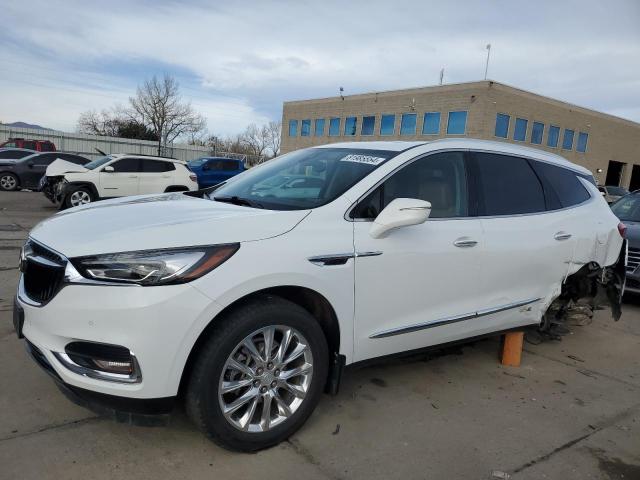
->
281, 81, 640, 189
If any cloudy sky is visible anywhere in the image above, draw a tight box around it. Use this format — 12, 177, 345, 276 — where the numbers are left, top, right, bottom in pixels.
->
1, 0, 639, 136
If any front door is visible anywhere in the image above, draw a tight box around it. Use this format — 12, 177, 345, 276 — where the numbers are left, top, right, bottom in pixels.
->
351, 151, 484, 362
99, 157, 140, 197
22, 153, 57, 188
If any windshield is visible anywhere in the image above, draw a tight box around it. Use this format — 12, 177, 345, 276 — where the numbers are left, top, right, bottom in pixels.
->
84, 155, 113, 170
211, 148, 397, 210
611, 195, 640, 221
607, 186, 628, 196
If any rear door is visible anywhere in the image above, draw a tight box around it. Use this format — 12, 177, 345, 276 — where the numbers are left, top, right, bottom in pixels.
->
98, 157, 140, 197
139, 159, 175, 194
470, 152, 576, 326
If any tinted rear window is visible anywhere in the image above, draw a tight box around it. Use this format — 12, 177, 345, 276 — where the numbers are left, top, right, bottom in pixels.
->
141, 159, 175, 172
531, 162, 591, 208
473, 152, 545, 216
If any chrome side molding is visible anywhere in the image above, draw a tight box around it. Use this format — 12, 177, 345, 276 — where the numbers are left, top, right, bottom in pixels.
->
308, 251, 382, 266
369, 297, 541, 339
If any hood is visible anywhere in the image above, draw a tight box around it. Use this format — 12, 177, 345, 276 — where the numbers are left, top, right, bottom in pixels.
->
30, 193, 310, 257
46, 159, 88, 177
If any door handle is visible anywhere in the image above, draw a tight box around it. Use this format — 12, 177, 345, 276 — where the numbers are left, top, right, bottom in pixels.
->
554, 231, 572, 241
453, 237, 478, 248
128, 175, 138, 179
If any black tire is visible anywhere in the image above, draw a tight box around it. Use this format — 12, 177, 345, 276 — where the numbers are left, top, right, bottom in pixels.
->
185, 295, 329, 452
64, 187, 94, 208
0, 173, 19, 191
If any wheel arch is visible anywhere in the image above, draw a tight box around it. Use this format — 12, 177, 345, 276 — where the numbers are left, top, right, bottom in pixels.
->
178, 285, 341, 395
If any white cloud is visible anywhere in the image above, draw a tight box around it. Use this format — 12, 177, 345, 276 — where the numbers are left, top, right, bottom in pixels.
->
1, 0, 639, 133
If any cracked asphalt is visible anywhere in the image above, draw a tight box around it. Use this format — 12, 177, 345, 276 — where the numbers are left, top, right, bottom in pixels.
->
1, 191, 639, 480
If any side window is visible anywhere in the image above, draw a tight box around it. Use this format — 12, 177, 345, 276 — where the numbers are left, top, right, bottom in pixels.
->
530, 161, 591, 208
222, 160, 239, 171
34, 153, 57, 165
473, 152, 545, 216
141, 160, 175, 172
110, 158, 140, 173
352, 152, 468, 219
60, 154, 87, 165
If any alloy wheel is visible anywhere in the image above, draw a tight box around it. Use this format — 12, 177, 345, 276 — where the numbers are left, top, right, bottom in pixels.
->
69, 190, 91, 207
218, 325, 313, 432
0, 175, 17, 191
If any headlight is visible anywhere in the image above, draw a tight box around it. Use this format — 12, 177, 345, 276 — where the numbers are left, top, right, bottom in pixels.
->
70, 244, 239, 285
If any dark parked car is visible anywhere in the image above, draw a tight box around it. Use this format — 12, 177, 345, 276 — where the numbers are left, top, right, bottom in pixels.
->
187, 157, 246, 188
0, 151, 88, 191
611, 192, 640, 293
598, 185, 629, 204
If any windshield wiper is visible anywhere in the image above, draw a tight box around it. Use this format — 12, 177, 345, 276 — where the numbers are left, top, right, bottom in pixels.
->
213, 195, 264, 209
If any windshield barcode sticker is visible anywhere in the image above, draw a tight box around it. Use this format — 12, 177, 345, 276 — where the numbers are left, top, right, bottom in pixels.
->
340, 154, 386, 166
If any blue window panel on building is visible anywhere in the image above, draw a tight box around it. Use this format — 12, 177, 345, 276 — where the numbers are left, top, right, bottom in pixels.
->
380, 114, 396, 135
400, 113, 417, 135
344, 116, 357, 136
301, 119, 311, 136
422, 112, 441, 134
562, 129, 575, 150
288, 120, 298, 137
513, 118, 528, 141
547, 125, 560, 147
447, 111, 467, 134
362, 116, 376, 135
329, 118, 341, 136
314, 119, 325, 136
576, 132, 588, 152
531, 121, 544, 144
495, 113, 510, 138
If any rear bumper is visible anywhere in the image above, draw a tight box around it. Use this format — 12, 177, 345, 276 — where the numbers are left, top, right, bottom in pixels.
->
25, 339, 175, 426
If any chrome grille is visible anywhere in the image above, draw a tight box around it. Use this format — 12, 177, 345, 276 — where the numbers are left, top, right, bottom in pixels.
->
21, 240, 67, 304
627, 247, 640, 274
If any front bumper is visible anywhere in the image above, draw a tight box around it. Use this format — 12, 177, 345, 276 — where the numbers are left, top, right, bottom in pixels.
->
25, 339, 174, 425
17, 276, 223, 400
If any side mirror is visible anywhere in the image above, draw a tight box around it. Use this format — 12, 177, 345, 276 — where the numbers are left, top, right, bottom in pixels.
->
202, 164, 210, 171
369, 198, 431, 239
27, 160, 34, 169
103, 165, 114, 173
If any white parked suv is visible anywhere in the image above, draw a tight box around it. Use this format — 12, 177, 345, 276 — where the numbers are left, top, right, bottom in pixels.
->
14, 139, 626, 451
47, 153, 198, 208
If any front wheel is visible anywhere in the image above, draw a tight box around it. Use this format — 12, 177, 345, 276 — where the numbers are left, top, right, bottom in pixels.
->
65, 187, 94, 208
186, 295, 328, 452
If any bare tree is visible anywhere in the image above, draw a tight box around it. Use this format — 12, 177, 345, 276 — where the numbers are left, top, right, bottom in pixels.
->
129, 74, 206, 155
265, 120, 282, 157
77, 109, 121, 136
240, 123, 270, 159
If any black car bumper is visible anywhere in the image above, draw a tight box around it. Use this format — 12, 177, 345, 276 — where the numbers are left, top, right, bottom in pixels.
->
24, 339, 175, 426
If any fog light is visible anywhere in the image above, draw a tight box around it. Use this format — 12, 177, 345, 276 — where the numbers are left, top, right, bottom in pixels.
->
53, 341, 141, 383
92, 359, 135, 375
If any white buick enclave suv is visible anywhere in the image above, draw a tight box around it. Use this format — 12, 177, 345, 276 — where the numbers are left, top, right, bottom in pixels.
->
14, 139, 626, 451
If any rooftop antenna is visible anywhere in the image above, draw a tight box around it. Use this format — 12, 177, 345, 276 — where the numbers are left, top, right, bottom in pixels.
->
484, 44, 491, 80
339, 86, 344, 100
403, 98, 416, 111
439, 68, 444, 85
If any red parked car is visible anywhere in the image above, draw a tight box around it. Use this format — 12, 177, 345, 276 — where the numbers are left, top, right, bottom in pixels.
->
0, 138, 56, 152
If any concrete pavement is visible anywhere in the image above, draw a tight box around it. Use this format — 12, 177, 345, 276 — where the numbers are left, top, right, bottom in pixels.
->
1, 191, 639, 480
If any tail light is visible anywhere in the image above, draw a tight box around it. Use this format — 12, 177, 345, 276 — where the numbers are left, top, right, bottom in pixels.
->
618, 222, 627, 238
189, 174, 197, 182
